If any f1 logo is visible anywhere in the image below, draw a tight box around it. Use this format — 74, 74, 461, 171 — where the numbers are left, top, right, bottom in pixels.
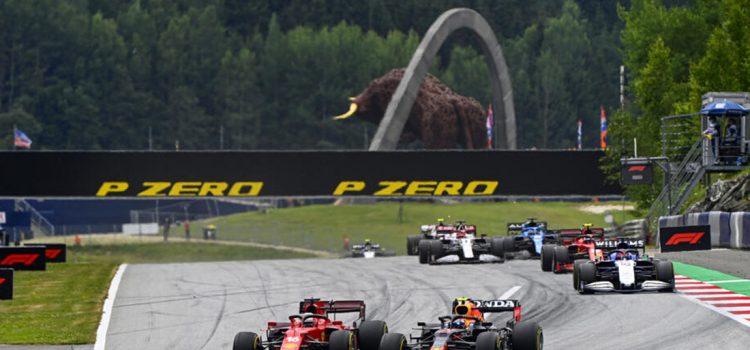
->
665, 232, 704, 245
0, 277, 5, 285
0, 254, 39, 266
45, 249, 62, 259
628, 165, 646, 172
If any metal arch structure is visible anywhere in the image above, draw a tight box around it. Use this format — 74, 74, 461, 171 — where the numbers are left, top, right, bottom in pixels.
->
369, 8, 517, 150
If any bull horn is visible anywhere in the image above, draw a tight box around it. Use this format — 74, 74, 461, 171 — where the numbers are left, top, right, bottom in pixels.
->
333, 99, 359, 120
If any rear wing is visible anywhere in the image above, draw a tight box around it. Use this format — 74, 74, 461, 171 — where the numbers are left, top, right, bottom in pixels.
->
474, 299, 519, 312
299, 299, 366, 319
550, 228, 605, 245
595, 239, 645, 251
507, 222, 547, 234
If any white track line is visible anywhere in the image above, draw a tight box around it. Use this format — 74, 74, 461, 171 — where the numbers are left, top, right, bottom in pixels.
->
499, 286, 522, 299
705, 280, 750, 284
94, 264, 128, 350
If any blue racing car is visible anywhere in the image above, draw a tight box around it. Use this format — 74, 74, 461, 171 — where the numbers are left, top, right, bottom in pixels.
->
501, 218, 558, 259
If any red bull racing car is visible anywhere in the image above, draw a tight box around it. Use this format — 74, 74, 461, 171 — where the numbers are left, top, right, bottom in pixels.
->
378, 298, 542, 350
233, 298, 388, 350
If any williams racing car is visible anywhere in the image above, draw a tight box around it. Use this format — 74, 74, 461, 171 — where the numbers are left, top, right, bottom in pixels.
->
349, 239, 395, 258
417, 222, 505, 264
233, 298, 388, 350
573, 240, 675, 294
378, 298, 542, 350
540, 224, 605, 273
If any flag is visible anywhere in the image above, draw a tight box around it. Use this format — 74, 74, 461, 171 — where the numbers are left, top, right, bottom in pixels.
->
14, 128, 32, 149
600, 106, 608, 149
576, 120, 582, 150
486, 104, 494, 149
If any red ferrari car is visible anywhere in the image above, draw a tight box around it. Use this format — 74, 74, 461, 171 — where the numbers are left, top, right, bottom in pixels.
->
540, 224, 605, 273
233, 298, 388, 350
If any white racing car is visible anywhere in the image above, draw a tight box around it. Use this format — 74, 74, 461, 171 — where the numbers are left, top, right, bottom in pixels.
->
417, 221, 506, 264
573, 239, 675, 293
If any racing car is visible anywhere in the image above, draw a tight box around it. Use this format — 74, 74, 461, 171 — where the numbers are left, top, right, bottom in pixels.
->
572, 240, 675, 294
378, 298, 542, 350
349, 239, 395, 258
233, 298, 388, 350
407, 218, 463, 255
501, 218, 556, 259
417, 222, 504, 264
540, 224, 605, 273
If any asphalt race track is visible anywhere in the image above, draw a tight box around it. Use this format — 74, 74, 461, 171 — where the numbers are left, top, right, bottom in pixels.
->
106, 257, 750, 350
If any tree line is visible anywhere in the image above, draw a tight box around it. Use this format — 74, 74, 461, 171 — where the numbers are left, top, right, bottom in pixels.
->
605, 0, 750, 209
0, 0, 625, 150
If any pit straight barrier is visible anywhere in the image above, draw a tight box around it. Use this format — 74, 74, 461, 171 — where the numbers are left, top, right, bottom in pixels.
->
0, 150, 620, 197
659, 211, 749, 249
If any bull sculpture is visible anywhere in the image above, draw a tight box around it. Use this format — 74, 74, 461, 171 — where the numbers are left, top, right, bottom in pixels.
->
333, 69, 488, 149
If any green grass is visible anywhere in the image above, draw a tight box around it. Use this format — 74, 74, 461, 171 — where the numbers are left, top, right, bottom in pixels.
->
0, 242, 314, 344
204, 201, 636, 255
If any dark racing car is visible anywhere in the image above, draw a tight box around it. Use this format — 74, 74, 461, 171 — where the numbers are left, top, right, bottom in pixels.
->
233, 298, 388, 350
501, 218, 556, 259
573, 240, 675, 294
378, 298, 542, 350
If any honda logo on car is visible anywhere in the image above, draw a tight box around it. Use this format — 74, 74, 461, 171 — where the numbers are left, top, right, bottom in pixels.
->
665, 232, 705, 245
475, 300, 515, 308
659, 225, 711, 252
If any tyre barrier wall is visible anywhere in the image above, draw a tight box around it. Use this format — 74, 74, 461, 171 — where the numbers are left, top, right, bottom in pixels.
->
658, 211, 748, 248
729, 212, 750, 249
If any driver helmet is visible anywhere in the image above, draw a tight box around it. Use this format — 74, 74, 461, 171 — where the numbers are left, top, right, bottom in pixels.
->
609, 250, 626, 261
437, 218, 445, 226
451, 319, 465, 329
625, 251, 638, 260
581, 223, 593, 235
364, 239, 371, 245
453, 298, 483, 321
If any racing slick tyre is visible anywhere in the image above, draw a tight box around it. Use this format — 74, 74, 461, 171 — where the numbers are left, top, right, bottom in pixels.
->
540, 245, 554, 272
502, 237, 515, 260
572, 259, 588, 289
577, 262, 596, 294
429, 240, 444, 263
490, 237, 506, 262
358, 320, 388, 350
475, 332, 500, 350
330, 330, 355, 350
233, 332, 262, 350
655, 260, 675, 292
512, 322, 543, 350
418, 240, 431, 264
407, 235, 422, 256
378, 333, 407, 350
552, 246, 570, 274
